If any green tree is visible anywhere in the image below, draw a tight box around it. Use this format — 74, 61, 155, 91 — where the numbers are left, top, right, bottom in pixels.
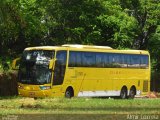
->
38, 0, 106, 45
0, 0, 48, 57
148, 25, 160, 71
0, 0, 26, 56
0, 0, 160, 70
38, 0, 137, 49
120, 0, 160, 50
95, 0, 137, 48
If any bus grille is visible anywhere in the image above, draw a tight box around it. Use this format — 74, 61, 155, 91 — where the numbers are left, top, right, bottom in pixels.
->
143, 80, 148, 92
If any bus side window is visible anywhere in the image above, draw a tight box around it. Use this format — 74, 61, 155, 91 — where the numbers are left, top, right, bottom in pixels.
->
82, 52, 96, 67
108, 53, 114, 67
76, 52, 82, 67
126, 55, 131, 68
96, 53, 105, 67
69, 52, 76, 67
140, 55, 149, 68
130, 55, 140, 68
113, 54, 121, 68
104, 53, 109, 67
120, 54, 127, 68
69, 51, 82, 67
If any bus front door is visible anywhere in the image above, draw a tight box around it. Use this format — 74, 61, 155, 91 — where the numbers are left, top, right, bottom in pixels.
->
52, 51, 67, 97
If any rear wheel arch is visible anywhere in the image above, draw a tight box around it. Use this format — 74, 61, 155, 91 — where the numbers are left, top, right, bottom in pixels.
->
120, 86, 128, 99
129, 86, 136, 99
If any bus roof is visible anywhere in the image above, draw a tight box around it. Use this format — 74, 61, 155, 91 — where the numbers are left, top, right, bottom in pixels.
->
62, 44, 113, 50
24, 44, 149, 55
25, 46, 58, 51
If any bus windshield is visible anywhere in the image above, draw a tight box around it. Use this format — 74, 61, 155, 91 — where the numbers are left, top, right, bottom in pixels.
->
18, 50, 54, 85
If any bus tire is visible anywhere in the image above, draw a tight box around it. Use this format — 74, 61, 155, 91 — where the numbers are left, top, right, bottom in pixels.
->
120, 87, 127, 99
129, 87, 136, 99
65, 87, 74, 98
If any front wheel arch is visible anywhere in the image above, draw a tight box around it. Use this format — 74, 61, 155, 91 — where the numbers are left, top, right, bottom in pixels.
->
65, 86, 74, 98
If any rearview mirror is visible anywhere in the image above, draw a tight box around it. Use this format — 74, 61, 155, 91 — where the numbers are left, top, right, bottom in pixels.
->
49, 59, 56, 70
12, 58, 21, 70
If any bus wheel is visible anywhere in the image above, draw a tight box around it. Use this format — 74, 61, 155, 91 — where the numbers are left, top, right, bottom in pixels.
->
120, 87, 127, 99
129, 87, 136, 99
65, 87, 74, 98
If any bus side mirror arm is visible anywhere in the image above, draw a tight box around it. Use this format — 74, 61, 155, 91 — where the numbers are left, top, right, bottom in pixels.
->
12, 57, 21, 70
49, 59, 56, 70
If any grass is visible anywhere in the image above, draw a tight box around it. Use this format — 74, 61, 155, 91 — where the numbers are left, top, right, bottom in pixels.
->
1, 97, 160, 120
0, 97, 160, 115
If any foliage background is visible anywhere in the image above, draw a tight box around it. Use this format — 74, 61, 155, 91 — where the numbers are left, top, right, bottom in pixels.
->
0, 0, 160, 88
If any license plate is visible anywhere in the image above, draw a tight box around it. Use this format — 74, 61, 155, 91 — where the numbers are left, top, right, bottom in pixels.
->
29, 92, 35, 97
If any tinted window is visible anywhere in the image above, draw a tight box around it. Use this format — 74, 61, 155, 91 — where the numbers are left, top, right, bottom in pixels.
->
106, 54, 121, 68
96, 53, 105, 67
128, 55, 140, 68
76, 52, 82, 67
103, 53, 108, 67
120, 54, 128, 68
113, 54, 121, 68
68, 51, 149, 69
69, 51, 82, 67
82, 52, 96, 67
69, 52, 76, 67
140, 55, 149, 68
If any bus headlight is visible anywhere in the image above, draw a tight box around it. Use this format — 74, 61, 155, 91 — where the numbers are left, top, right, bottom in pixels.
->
18, 85, 24, 89
39, 86, 51, 90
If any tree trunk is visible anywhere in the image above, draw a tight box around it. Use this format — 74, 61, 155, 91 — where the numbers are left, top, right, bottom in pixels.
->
0, 35, 3, 55
133, 25, 157, 50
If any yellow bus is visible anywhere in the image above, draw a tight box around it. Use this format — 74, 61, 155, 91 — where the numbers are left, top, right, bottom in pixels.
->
12, 44, 150, 99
